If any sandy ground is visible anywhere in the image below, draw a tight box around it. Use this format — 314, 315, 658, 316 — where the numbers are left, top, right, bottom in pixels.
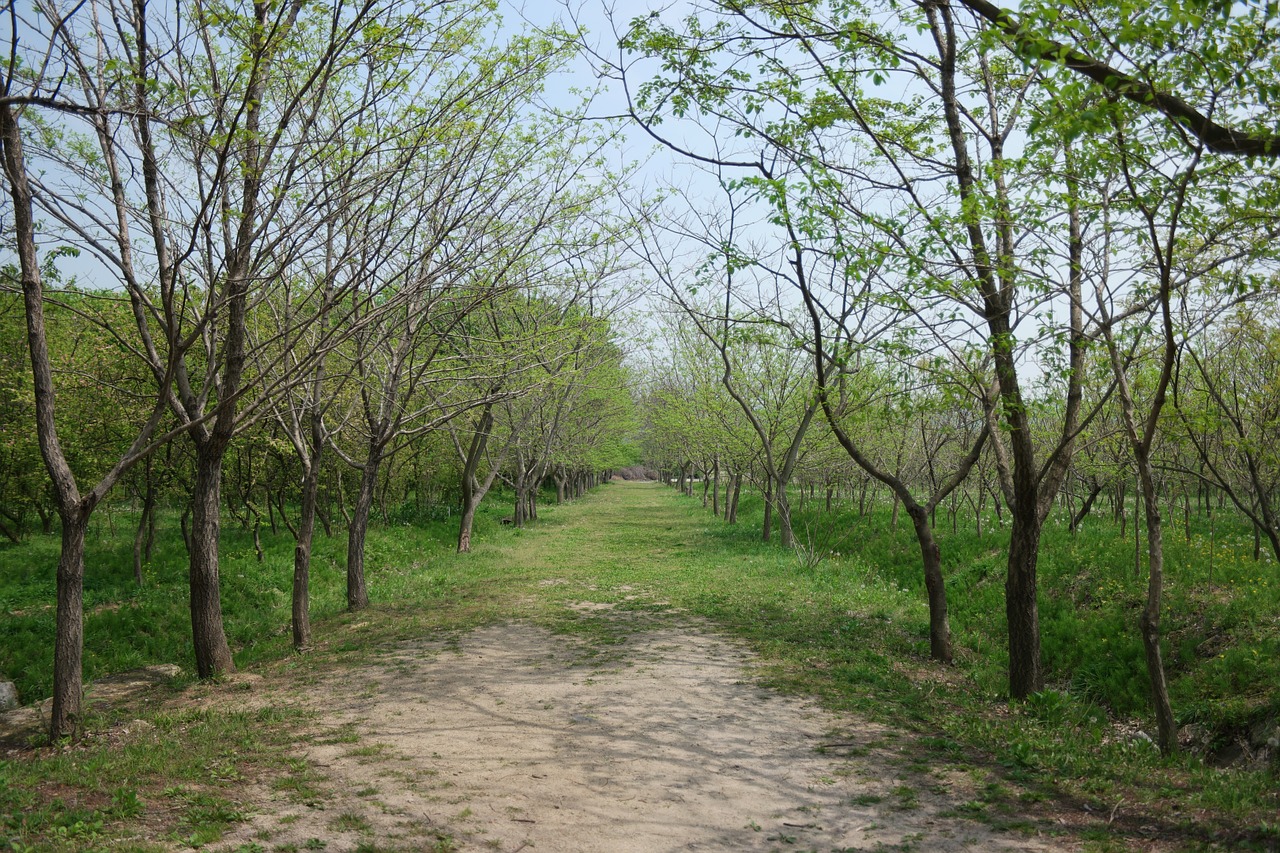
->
215, 608, 1072, 853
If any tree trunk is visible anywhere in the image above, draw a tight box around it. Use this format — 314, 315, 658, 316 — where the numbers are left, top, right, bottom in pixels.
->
189, 445, 236, 679
514, 471, 532, 528
762, 478, 774, 543
1134, 485, 1142, 580
346, 461, 378, 610
908, 505, 952, 663
251, 509, 264, 563
266, 488, 279, 535
712, 458, 720, 517
275, 488, 295, 538
181, 504, 192, 554
34, 502, 52, 536
1005, 511, 1043, 698
457, 406, 494, 553
0, 512, 21, 544
1069, 480, 1103, 533
3, 101, 93, 739
729, 473, 742, 523
51, 511, 89, 739
1104, 315, 1178, 754
457, 496, 480, 553
145, 490, 157, 560
318, 497, 333, 538
292, 454, 321, 650
1138, 476, 1176, 753
775, 479, 794, 548
133, 473, 156, 586
336, 469, 352, 527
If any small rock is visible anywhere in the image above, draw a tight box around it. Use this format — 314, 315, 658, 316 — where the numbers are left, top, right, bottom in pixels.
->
0, 682, 17, 711
1129, 729, 1154, 746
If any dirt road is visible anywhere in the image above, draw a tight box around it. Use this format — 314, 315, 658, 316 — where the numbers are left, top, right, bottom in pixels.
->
217, 606, 1069, 852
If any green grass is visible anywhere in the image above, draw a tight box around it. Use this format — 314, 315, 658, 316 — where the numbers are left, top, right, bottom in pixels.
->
1, 480, 1277, 850
690, 485, 1280, 848
0, 497, 527, 703
0, 703, 313, 849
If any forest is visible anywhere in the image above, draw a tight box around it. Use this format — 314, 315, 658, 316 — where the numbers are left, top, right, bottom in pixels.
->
1, 0, 1278, 848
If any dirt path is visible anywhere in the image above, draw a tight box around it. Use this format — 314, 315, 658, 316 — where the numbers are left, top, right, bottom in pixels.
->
206, 483, 1076, 852
217, 615, 1068, 852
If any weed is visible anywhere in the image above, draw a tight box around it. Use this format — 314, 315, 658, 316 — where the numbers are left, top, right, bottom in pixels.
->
428, 831, 458, 852
354, 843, 401, 853
329, 812, 372, 833
890, 785, 919, 811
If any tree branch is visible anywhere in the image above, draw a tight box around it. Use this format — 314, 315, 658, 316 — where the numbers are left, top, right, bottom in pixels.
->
957, 0, 1280, 157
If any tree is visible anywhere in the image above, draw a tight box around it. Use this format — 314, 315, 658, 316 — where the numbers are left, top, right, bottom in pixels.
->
450, 291, 610, 551
13, 0, 452, 681
1, 6, 189, 736
637, 188, 822, 547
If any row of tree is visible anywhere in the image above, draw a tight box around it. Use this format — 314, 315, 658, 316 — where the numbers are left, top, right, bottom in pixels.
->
642, 307, 1279, 562
611, 0, 1280, 755
0, 0, 637, 740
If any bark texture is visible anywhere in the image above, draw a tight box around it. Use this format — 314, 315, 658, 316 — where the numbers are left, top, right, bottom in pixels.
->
189, 448, 236, 678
